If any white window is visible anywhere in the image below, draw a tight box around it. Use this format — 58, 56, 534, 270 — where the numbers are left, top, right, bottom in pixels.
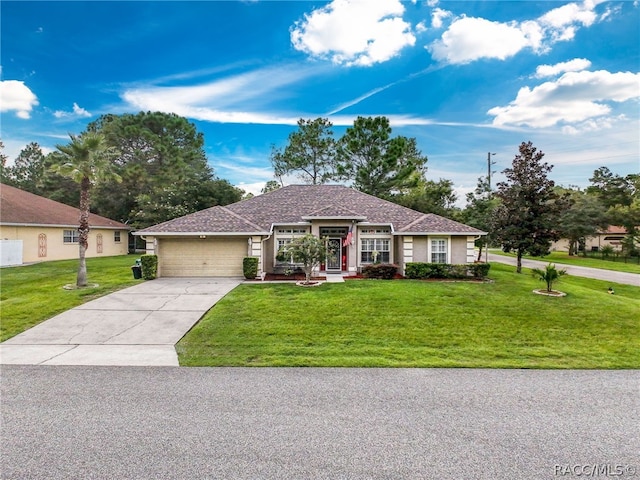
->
63, 230, 79, 244
114, 231, 121, 243
431, 239, 447, 263
274, 227, 308, 265
361, 238, 390, 263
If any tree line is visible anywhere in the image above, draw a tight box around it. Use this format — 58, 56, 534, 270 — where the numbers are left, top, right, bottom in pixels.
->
0, 112, 245, 230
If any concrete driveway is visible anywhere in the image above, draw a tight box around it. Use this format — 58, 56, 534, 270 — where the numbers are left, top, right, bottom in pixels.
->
0, 278, 242, 366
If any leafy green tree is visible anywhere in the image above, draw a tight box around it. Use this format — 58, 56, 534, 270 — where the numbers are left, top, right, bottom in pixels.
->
461, 176, 499, 261
270, 118, 337, 184
279, 234, 327, 285
87, 112, 237, 227
51, 132, 121, 287
557, 189, 608, 256
4, 142, 46, 193
262, 180, 282, 194
587, 167, 634, 209
336, 116, 427, 198
492, 141, 568, 273
531, 263, 567, 293
0, 140, 8, 183
394, 177, 458, 217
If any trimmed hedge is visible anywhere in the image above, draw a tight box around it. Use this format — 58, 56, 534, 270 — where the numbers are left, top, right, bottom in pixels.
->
405, 262, 491, 280
362, 263, 398, 279
243, 257, 259, 279
140, 254, 158, 280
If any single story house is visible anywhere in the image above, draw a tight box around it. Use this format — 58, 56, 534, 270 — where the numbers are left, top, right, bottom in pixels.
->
0, 183, 129, 266
135, 185, 486, 278
551, 225, 635, 253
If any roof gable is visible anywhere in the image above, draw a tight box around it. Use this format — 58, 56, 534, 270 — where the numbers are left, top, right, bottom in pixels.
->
0, 183, 129, 229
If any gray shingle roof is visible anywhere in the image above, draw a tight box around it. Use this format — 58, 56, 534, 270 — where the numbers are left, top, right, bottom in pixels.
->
0, 183, 129, 229
138, 185, 484, 235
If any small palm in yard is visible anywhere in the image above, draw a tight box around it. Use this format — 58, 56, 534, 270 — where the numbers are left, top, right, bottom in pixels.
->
531, 263, 567, 293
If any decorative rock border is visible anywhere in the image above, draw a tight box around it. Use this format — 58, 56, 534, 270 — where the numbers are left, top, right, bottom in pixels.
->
296, 281, 322, 287
532, 289, 566, 297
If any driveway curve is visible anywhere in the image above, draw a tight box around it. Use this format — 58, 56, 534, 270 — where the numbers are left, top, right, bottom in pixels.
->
0, 278, 241, 366
488, 253, 640, 286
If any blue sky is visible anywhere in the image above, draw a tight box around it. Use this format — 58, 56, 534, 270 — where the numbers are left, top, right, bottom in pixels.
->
2, 0, 638, 203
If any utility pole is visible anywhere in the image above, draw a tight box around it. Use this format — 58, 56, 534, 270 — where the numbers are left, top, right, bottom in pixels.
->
487, 152, 496, 190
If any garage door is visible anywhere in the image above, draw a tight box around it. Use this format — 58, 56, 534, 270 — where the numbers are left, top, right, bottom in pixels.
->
159, 237, 247, 277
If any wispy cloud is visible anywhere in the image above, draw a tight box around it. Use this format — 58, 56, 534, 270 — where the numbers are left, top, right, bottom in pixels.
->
53, 102, 91, 119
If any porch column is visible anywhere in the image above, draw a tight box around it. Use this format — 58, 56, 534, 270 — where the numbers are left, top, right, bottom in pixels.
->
467, 236, 476, 263
250, 236, 263, 277
145, 236, 156, 255
402, 236, 413, 275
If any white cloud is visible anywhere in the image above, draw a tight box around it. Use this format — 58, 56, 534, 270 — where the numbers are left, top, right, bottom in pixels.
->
0, 80, 39, 119
431, 8, 451, 29
429, 17, 532, 64
53, 102, 92, 119
535, 58, 592, 78
290, 0, 415, 66
488, 70, 640, 129
428, 0, 610, 65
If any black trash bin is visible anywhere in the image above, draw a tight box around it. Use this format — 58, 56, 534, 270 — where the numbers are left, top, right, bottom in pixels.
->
131, 265, 142, 279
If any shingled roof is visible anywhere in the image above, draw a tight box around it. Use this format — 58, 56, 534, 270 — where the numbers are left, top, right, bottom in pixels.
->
0, 183, 129, 229
138, 185, 483, 236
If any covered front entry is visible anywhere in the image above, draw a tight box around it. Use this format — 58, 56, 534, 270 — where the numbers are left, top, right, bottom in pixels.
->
320, 227, 348, 272
158, 237, 247, 277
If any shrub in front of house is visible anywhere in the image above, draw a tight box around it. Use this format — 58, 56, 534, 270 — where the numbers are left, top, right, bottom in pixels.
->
140, 254, 158, 280
468, 263, 491, 279
243, 257, 259, 279
405, 262, 491, 280
362, 264, 398, 279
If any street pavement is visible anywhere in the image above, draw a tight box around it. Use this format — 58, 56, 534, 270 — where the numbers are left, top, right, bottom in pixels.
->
488, 253, 640, 286
1, 366, 638, 480
0, 278, 242, 366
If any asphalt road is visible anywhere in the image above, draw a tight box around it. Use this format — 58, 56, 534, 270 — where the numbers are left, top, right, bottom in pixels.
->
2, 367, 638, 480
488, 253, 640, 286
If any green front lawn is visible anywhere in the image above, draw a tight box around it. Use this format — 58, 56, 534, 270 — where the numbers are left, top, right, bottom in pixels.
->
491, 250, 640, 274
0, 255, 142, 342
177, 263, 640, 369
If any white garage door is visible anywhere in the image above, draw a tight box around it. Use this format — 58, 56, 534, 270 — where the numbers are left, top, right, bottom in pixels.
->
159, 237, 247, 277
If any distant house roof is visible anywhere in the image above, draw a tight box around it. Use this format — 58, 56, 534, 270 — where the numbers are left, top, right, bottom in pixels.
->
137, 184, 484, 236
0, 183, 129, 230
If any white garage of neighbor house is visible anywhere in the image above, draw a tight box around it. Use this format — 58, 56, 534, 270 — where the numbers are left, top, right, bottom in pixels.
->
135, 185, 486, 278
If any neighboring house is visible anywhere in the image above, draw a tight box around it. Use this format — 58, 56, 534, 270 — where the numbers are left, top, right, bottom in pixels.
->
135, 185, 486, 278
0, 183, 129, 266
551, 225, 633, 253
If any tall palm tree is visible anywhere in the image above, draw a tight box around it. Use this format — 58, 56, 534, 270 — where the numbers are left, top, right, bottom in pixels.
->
53, 132, 120, 287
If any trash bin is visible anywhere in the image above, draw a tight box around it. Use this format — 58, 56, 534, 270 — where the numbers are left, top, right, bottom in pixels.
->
131, 265, 142, 279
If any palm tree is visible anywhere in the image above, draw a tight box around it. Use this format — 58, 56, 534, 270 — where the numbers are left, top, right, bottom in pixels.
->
531, 263, 567, 293
52, 132, 120, 287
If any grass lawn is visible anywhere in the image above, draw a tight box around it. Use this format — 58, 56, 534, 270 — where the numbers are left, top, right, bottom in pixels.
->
491, 250, 640, 274
177, 263, 640, 369
0, 255, 142, 342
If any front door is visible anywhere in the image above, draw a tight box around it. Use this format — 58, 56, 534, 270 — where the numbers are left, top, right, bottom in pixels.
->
326, 238, 342, 272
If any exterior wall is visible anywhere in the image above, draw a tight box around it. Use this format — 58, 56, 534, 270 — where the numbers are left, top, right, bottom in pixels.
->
451, 236, 468, 264
412, 237, 428, 262
0, 225, 128, 263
